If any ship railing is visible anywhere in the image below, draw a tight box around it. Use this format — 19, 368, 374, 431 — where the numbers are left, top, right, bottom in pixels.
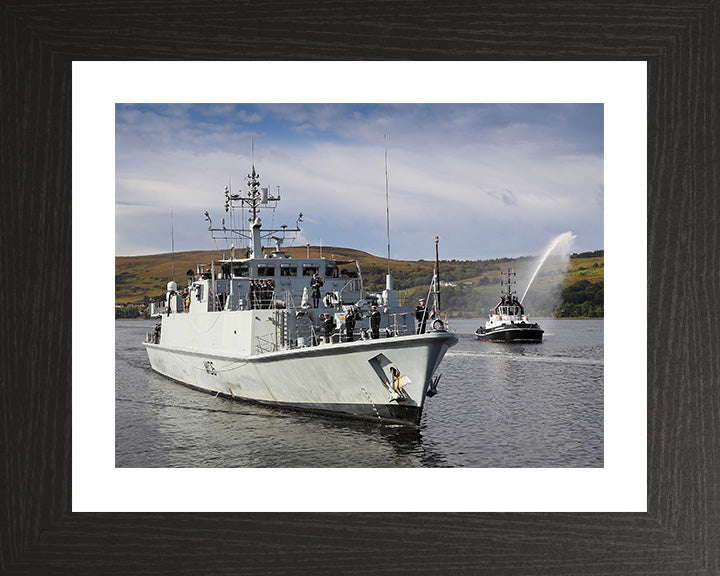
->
261, 289, 309, 311
249, 289, 280, 310
388, 312, 411, 337
282, 289, 297, 309
337, 277, 363, 300
254, 334, 278, 355
145, 329, 161, 344
153, 295, 185, 314
149, 301, 169, 317
153, 303, 180, 316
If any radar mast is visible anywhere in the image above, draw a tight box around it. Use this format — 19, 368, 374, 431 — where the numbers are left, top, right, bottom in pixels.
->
204, 150, 302, 258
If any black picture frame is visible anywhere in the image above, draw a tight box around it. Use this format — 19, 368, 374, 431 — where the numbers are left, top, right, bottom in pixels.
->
2, 2, 718, 574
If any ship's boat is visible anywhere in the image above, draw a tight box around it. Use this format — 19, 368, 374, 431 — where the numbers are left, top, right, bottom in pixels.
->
143, 161, 457, 425
475, 269, 544, 343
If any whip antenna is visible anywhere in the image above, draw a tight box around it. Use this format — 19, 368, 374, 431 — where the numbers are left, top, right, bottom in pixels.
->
171, 210, 176, 281
434, 235, 441, 313
384, 134, 392, 290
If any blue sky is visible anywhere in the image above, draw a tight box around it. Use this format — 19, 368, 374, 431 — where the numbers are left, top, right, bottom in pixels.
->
115, 103, 603, 260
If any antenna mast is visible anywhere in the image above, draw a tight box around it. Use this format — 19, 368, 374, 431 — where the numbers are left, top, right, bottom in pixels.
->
434, 235, 440, 313
384, 134, 391, 276
207, 142, 302, 259
171, 210, 176, 281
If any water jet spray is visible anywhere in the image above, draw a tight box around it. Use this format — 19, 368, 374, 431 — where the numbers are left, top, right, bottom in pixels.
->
520, 231, 577, 304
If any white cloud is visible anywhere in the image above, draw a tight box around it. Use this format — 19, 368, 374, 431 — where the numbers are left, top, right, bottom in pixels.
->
115, 104, 604, 259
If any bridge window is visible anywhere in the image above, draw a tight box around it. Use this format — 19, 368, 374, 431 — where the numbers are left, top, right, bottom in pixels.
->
302, 265, 319, 276
280, 265, 297, 277
341, 267, 359, 278
257, 265, 276, 277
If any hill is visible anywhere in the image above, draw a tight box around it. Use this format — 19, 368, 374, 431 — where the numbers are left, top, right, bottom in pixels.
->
116, 247, 603, 318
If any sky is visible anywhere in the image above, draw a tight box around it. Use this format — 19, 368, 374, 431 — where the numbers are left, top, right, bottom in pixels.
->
115, 103, 603, 261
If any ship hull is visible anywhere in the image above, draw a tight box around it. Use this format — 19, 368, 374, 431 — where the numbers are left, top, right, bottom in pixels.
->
143, 331, 457, 425
475, 324, 544, 343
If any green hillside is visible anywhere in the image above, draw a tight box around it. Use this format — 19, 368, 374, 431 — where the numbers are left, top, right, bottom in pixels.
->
116, 247, 603, 318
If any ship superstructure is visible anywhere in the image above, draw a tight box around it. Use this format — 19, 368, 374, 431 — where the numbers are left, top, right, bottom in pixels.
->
143, 160, 457, 425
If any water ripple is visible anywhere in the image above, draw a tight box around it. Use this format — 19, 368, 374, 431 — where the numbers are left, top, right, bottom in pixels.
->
116, 318, 603, 468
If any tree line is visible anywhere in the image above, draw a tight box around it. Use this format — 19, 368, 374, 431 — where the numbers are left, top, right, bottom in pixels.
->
554, 280, 604, 318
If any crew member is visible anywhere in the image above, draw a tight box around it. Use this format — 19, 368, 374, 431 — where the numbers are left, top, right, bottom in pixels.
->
369, 305, 381, 339
415, 298, 428, 334
311, 273, 323, 308
249, 280, 258, 309
322, 313, 336, 344
344, 309, 356, 342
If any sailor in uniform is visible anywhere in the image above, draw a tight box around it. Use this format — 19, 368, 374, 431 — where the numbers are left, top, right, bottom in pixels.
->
369, 306, 381, 339
415, 298, 428, 334
344, 309, 356, 342
322, 313, 336, 344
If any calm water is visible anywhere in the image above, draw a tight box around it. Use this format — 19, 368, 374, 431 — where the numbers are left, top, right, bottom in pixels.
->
116, 318, 603, 468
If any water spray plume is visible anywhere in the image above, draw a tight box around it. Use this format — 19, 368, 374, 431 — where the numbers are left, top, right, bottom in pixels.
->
520, 231, 577, 304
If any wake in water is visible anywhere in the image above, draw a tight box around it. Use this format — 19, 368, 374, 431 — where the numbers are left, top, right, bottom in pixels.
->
446, 349, 603, 366
518, 231, 576, 313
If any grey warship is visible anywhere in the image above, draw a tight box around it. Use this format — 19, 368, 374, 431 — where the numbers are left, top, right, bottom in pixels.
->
143, 160, 457, 425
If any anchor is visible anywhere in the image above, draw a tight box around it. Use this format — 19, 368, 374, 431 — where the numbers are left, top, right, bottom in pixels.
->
426, 374, 442, 397
388, 365, 408, 402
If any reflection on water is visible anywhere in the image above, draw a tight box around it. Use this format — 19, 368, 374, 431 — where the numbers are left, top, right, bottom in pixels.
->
116, 318, 603, 468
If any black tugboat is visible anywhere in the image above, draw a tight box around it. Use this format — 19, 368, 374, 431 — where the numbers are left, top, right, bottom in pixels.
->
475, 269, 544, 342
